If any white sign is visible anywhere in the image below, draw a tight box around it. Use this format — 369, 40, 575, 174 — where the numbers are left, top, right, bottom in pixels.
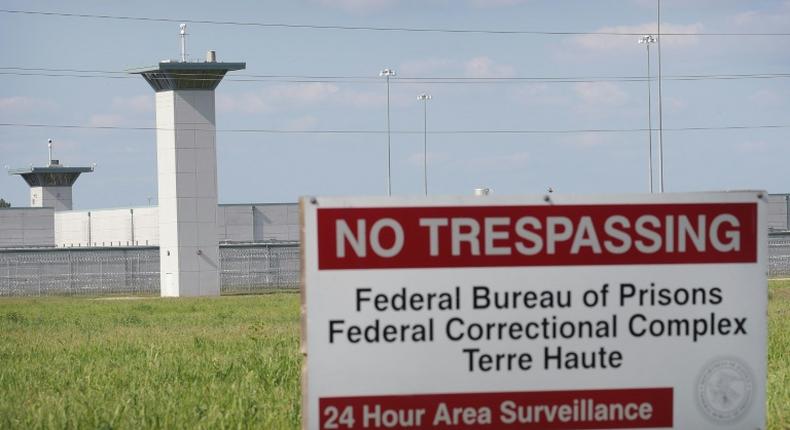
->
301, 192, 766, 430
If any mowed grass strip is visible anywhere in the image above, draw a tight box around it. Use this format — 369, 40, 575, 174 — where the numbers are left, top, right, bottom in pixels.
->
0, 282, 788, 429
0, 294, 301, 429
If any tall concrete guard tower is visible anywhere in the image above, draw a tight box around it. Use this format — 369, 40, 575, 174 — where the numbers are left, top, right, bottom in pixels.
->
9, 139, 94, 211
129, 27, 244, 297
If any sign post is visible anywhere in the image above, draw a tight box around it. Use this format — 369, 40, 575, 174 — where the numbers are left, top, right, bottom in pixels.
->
301, 192, 766, 430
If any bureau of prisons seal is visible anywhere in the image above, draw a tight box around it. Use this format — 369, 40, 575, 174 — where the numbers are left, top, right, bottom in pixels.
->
697, 357, 754, 422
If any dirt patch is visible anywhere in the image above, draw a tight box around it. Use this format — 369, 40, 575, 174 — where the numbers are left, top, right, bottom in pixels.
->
772, 287, 790, 300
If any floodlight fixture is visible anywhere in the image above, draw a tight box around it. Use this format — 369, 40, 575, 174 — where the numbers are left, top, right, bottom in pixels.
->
638, 35, 656, 45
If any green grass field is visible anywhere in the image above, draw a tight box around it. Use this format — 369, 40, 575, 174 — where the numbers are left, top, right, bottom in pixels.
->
768, 279, 790, 429
0, 282, 788, 429
0, 294, 301, 429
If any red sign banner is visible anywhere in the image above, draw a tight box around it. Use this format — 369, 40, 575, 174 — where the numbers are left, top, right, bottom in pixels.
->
319, 387, 673, 429
317, 203, 757, 270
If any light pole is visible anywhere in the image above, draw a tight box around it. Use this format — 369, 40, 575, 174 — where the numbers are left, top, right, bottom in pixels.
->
417, 93, 431, 196
379, 68, 396, 196
179, 24, 187, 62
657, 0, 665, 192
639, 35, 656, 193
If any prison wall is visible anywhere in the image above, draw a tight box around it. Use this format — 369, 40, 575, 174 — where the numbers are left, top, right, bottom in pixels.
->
0, 208, 55, 248
53, 203, 298, 247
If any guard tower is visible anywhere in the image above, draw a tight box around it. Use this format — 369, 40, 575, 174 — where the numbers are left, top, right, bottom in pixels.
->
129, 25, 245, 297
8, 139, 94, 211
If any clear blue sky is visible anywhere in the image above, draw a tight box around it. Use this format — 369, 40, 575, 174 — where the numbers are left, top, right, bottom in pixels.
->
1, 0, 788, 209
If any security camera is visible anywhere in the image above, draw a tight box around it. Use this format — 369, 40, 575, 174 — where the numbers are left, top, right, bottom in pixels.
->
48, 138, 53, 144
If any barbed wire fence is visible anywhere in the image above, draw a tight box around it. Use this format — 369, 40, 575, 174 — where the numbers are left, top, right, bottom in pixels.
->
768, 233, 790, 278
0, 247, 159, 297
0, 243, 300, 297
1, 236, 789, 297
219, 243, 300, 295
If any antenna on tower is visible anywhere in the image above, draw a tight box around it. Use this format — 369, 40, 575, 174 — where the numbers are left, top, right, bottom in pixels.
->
179, 23, 187, 62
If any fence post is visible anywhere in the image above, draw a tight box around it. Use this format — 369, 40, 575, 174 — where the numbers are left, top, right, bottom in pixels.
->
785, 194, 789, 230
87, 211, 92, 247
247, 247, 253, 294
69, 250, 74, 294
37, 256, 41, 297
136, 252, 140, 295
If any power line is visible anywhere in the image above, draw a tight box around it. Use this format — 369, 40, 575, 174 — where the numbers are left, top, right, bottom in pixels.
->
2, 9, 789, 36
0, 68, 788, 85
4, 67, 789, 80
4, 67, 789, 81
0, 122, 787, 135
0, 71, 133, 79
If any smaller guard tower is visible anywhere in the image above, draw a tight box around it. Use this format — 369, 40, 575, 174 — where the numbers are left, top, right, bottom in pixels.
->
8, 139, 94, 211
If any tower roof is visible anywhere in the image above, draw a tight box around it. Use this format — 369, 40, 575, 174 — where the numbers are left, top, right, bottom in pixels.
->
9, 166, 94, 187
128, 61, 246, 91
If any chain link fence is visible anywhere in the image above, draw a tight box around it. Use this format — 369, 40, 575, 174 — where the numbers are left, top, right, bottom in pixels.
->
0, 243, 300, 297
0, 247, 159, 297
2, 236, 790, 297
218, 244, 300, 295
769, 233, 790, 278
